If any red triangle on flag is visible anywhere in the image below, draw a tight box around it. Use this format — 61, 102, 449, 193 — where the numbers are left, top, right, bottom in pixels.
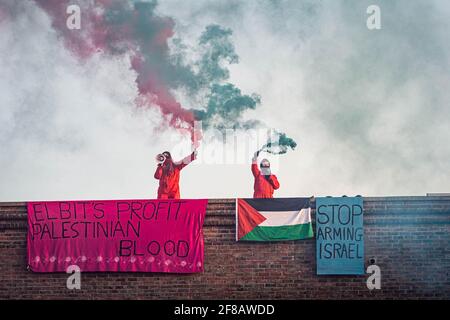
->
237, 199, 267, 240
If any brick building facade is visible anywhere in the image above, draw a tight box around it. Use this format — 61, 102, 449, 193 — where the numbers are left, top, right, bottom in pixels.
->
0, 196, 449, 299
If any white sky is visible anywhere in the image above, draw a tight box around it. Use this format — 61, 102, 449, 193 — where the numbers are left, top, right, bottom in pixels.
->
1, 0, 449, 201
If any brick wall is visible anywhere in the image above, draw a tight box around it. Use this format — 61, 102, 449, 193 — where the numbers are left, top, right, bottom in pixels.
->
0, 197, 449, 299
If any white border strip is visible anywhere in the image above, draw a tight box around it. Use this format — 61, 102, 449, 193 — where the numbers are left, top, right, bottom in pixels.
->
258, 208, 311, 227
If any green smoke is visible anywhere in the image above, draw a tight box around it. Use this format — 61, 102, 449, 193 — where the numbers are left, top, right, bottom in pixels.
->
192, 25, 297, 152
186, 24, 262, 129
193, 83, 261, 129
197, 24, 239, 85
259, 130, 298, 155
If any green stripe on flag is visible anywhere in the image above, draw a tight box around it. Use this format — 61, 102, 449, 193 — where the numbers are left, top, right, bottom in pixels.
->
240, 223, 314, 241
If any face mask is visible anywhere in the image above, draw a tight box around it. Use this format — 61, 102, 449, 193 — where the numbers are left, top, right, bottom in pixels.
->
261, 167, 271, 176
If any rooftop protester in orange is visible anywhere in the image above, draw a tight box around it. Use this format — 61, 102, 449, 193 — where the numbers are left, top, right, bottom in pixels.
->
154, 150, 197, 199
251, 151, 280, 198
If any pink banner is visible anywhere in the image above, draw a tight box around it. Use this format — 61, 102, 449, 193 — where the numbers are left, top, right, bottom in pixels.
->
27, 199, 207, 273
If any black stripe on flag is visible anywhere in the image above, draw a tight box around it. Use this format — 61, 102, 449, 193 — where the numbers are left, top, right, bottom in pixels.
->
243, 197, 310, 212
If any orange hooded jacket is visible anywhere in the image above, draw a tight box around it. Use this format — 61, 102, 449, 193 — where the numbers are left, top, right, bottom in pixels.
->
154, 152, 196, 199
251, 158, 280, 198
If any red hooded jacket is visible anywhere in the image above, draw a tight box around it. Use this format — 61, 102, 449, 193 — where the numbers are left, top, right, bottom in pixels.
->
251, 160, 280, 198
154, 152, 196, 199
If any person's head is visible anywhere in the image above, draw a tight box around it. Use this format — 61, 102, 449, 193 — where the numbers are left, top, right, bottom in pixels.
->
260, 158, 270, 169
160, 151, 173, 166
260, 158, 271, 175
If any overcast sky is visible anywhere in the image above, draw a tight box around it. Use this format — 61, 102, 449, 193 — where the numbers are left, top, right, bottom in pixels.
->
1, 0, 449, 201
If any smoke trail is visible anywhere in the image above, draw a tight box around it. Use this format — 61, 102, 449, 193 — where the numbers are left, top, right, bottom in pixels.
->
33, 0, 196, 132
29, 0, 296, 150
259, 130, 298, 155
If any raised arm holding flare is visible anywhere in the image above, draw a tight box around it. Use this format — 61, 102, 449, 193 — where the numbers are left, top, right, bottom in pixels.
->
251, 151, 280, 198
154, 150, 197, 199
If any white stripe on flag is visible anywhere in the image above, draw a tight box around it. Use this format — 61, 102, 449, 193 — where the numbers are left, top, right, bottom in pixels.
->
258, 208, 311, 227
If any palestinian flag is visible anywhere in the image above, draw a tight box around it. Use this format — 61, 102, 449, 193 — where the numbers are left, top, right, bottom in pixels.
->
236, 198, 314, 241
